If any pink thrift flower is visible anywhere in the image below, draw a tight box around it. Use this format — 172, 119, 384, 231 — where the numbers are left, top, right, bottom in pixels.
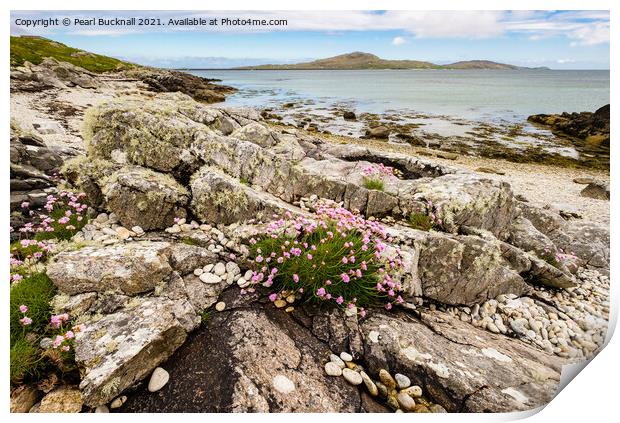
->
19, 305, 28, 313
341, 273, 350, 283
64, 331, 75, 339
19, 316, 32, 326
293, 274, 299, 283
62, 345, 70, 352
268, 293, 277, 302
336, 296, 344, 305
316, 287, 326, 296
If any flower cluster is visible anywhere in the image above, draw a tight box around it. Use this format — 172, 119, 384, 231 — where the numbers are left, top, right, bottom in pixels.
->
10, 191, 88, 285
18, 304, 32, 326
49, 313, 84, 353
542, 247, 578, 271
248, 205, 404, 315
361, 163, 398, 191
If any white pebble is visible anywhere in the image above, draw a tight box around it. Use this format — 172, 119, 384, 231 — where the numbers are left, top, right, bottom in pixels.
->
199, 273, 221, 284
215, 302, 226, 312
340, 352, 353, 362
148, 367, 170, 392
329, 354, 346, 369
342, 368, 363, 385
324, 362, 343, 376
194, 268, 204, 276
395, 373, 411, 389
213, 262, 226, 275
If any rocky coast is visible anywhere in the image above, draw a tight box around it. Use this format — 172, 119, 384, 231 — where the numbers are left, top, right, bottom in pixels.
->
9, 53, 610, 414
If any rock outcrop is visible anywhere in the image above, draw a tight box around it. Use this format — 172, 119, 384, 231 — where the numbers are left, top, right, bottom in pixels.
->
361, 310, 566, 412
528, 104, 610, 147
124, 68, 236, 104
11, 57, 101, 91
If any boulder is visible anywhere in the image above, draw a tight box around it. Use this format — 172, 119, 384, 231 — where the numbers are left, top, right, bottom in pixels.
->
343, 111, 356, 120
47, 241, 173, 295
361, 310, 565, 412
75, 297, 197, 407
190, 166, 302, 224
121, 302, 361, 412
101, 167, 190, 230
416, 233, 530, 306
231, 122, 278, 148
10, 385, 42, 413
366, 126, 390, 139
38, 386, 83, 413
580, 182, 609, 200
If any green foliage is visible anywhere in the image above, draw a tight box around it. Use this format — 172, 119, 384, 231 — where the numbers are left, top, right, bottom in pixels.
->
10, 338, 43, 384
10, 36, 136, 73
249, 208, 404, 312
200, 308, 212, 325
10, 240, 48, 262
363, 177, 385, 191
408, 212, 435, 231
10, 273, 57, 343
10, 273, 57, 384
34, 200, 89, 242
181, 237, 201, 246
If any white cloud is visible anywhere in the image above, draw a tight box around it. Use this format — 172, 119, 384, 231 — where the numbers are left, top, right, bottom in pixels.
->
10, 10, 610, 45
391, 36, 406, 45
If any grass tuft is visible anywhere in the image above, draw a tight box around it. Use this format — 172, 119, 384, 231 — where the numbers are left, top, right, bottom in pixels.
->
363, 177, 385, 191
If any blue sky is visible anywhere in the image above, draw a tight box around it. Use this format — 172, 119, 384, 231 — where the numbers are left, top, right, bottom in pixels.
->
11, 10, 610, 69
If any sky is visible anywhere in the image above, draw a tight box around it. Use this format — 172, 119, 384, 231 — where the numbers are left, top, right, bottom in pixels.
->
10, 10, 610, 69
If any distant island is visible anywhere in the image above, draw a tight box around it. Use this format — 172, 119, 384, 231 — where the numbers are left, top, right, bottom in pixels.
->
229, 52, 549, 70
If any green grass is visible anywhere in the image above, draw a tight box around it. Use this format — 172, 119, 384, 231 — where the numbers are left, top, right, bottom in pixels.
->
408, 212, 435, 231
11, 36, 136, 73
200, 308, 212, 326
10, 273, 57, 343
10, 273, 57, 384
10, 338, 44, 384
363, 177, 385, 191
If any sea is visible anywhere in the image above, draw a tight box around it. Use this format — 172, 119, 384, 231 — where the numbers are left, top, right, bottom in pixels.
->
190, 69, 609, 123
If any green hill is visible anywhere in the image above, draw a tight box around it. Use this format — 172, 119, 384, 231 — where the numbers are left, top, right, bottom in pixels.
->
235, 52, 544, 70
10, 36, 136, 73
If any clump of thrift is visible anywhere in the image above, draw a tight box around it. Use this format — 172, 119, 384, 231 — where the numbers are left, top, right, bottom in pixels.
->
248, 205, 404, 316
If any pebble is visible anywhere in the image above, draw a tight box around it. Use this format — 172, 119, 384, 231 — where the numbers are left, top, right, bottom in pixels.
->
213, 262, 226, 275
236, 277, 249, 288
324, 362, 343, 376
401, 385, 422, 398
340, 352, 353, 362
394, 373, 411, 389
286, 294, 296, 304
115, 227, 131, 240
199, 273, 221, 284
148, 367, 170, 392
95, 405, 109, 413
244, 270, 253, 280
329, 354, 346, 369
225, 262, 240, 276
396, 392, 416, 411
360, 371, 378, 396
203, 264, 214, 273
272, 375, 296, 394
215, 302, 226, 312
131, 226, 144, 235
110, 395, 126, 409
285, 306, 294, 313
274, 299, 287, 308
193, 268, 203, 276
376, 381, 388, 398
379, 369, 396, 390
342, 368, 363, 385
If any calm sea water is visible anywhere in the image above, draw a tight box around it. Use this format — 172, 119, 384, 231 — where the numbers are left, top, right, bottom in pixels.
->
191, 69, 609, 123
